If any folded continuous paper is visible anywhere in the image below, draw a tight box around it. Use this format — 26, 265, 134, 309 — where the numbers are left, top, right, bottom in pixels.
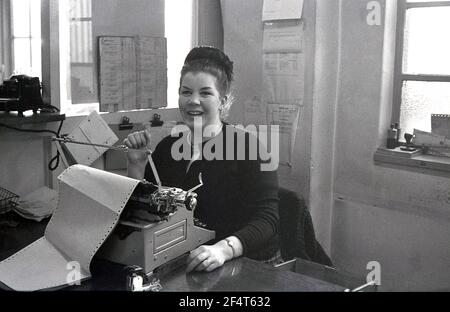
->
0, 165, 140, 291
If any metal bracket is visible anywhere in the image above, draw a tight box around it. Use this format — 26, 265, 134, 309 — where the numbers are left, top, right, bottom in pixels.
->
125, 265, 162, 292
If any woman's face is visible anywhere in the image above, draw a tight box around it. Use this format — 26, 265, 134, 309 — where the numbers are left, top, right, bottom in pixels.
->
179, 71, 223, 132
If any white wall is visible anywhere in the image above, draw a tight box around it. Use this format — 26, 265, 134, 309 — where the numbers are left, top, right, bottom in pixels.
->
198, 0, 223, 49
222, 0, 315, 197
312, 0, 450, 291
0, 128, 51, 196
309, 0, 341, 253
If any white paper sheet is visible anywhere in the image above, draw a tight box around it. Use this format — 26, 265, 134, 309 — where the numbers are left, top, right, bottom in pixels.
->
263, 53, 305, 105
66, 111, 119, 166
99, 36, 167, 112
263, 52, 305, 165
262, 0, 304, 21
263, 20, 304, 53
0, 165, 140, 291
267, 104, 301, 165
414, 129, 450, 147
244, 95, 267, 125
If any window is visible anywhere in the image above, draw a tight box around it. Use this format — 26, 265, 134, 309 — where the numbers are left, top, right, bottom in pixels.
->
165, 0, 196, 108
393, 0, 450, 137
8, 0, 41, 79
2, 0, 197, 115
68, 0, 94, 105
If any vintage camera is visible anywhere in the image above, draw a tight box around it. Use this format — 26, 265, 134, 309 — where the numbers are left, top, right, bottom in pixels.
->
0, 75, 45, 116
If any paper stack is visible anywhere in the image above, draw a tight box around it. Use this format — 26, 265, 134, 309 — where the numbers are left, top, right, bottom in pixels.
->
413, 129, 450, 158
13, 187, 58, 222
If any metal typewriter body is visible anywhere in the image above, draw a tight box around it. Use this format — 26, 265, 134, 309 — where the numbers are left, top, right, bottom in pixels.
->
97, 180, 215, 275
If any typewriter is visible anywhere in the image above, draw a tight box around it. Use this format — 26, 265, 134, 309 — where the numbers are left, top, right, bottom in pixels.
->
97, 177, 215, 290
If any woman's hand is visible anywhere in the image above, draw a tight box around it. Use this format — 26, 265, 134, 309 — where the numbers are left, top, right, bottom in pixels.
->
186, 244, 228, 273
186, 237, 243, 273
124, 128, 152, 180
123, 129, 152, 165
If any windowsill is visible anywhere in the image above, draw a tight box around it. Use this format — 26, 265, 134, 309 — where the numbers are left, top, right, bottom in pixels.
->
0, 111, 66, 126
374, 147, 450, 174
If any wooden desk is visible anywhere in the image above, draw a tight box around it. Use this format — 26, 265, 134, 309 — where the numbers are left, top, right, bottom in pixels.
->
61, 256, 348, 292
0, 213, 370, 292
160, 257, 348, 292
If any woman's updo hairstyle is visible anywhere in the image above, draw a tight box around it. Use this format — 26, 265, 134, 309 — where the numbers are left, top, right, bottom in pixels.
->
180, 46, 234, 120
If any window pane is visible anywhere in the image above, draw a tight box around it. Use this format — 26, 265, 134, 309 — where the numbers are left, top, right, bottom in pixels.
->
13, 39, 31, 75
11, 0, 30, 37
165, 0, 193, 108
69, 0, 95, 104
31, 38, 42, 78
400, 81, 450, 135
403, 7, 450, 75
30, 0, 41, 39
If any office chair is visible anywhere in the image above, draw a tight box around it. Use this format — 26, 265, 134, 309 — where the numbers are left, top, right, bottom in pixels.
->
278, 187, 333, 267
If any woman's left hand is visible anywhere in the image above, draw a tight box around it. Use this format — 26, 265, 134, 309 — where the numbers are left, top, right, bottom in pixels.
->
186, 245, 227, 273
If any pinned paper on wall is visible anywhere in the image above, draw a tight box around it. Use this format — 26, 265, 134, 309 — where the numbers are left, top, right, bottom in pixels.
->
263, 53, 305, 107
244, 95, 267, 125
263, 20, 304, 53
262, 51, 305, 166
99, 36, 167, 112
262, 0, 304, 21
267, 104, 301, 165
267, 103, 300, 134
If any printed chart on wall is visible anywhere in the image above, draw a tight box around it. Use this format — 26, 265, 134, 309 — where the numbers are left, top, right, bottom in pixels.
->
262, 0, 305, 165
99, 36, 167, 112
263, 27, 304, 165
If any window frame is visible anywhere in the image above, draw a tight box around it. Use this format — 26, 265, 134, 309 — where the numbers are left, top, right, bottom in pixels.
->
3, 0, 202, 115
1, 0, 11, 81
10, 0, 41, 78
44, 0, 199, 115
392, 0, 450, 127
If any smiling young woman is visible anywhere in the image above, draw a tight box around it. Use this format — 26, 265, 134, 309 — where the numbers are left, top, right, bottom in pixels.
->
124, 46, 281, 273
178, 71, 223, 134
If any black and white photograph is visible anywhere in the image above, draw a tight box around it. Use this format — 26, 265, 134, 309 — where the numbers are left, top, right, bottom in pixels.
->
0, 0, 449, 303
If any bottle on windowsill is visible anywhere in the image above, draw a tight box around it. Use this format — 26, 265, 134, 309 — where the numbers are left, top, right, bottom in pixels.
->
387, 124, 397, 149
394, 122, 401, 147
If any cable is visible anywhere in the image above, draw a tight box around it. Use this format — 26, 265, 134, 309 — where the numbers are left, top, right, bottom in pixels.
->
48, 120, 64, 171
0, 119, 65, 171
39, 103, 60, 113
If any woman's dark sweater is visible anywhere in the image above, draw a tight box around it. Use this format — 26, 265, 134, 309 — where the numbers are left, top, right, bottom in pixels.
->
144, 123, 279, 260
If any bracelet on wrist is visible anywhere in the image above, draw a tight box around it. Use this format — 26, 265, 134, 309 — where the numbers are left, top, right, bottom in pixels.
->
225, 238, 235, 259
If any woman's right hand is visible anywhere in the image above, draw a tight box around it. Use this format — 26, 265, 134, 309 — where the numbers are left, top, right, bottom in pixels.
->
123, 129, 152, 166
